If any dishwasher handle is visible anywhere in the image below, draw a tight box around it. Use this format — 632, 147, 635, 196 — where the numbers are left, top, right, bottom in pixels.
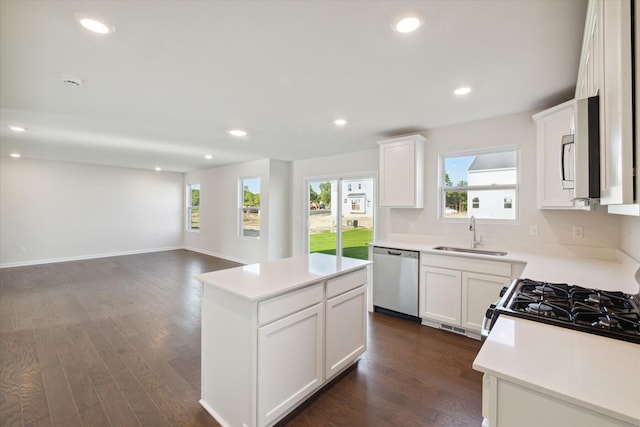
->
373, 246, 419, 259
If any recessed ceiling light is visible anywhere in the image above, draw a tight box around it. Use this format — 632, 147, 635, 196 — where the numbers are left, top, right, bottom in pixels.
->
334, 119, 347, 126
454, 86, 472, 96
395, 17, 422, 33
205, 154, 213, 159
10, 153, 21, 158
79, 17, 113, 34
155, 167, 162, 172
228, 129, 247, 137
9, 126, 25, 132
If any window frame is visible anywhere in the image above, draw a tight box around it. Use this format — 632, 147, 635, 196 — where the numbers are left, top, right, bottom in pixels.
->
239, 177, 261, 239
439, 146, 520, 223
186, 183, 200, 232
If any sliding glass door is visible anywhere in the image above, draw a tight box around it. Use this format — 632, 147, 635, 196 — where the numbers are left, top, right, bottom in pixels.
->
307, 176, 374, 260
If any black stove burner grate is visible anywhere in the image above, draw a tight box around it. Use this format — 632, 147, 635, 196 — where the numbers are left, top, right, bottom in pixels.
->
501, 279, 640, 344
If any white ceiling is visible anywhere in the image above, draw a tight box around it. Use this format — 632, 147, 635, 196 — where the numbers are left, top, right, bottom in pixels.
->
0, 0, 587, 173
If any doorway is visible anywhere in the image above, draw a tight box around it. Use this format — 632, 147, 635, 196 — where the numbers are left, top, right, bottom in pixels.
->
307, 176, 374, 260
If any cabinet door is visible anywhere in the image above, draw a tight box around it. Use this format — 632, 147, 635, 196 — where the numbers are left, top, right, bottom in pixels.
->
533, 101, 576, 209
461, 272, 510, 332
600, 0, 634, 206
378, 136, 425, 208
419, 266, 461, 326
325, 285, 367, 380
258, 303, 323, 426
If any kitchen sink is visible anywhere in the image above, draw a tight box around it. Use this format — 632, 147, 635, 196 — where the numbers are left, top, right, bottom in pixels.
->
432, 246, 508, 256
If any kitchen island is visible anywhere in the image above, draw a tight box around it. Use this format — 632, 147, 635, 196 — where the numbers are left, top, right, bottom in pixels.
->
196, 253, 371, 427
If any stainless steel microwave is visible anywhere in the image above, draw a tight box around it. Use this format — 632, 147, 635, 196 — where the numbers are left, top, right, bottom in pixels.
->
561, 95, 600, 200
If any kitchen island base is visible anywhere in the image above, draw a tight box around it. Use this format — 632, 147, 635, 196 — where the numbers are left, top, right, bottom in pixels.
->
197, 254, 370, 427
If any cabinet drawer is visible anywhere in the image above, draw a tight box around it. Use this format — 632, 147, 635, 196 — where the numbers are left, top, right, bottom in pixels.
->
258, 283, 323, 326
421, 254, 511, 277
326, 268, 367, 299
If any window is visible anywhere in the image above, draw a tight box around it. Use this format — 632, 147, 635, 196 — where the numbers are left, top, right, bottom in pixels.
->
187, 183, 200, 231
241, 177, 260, 238
441, 148, 518, 220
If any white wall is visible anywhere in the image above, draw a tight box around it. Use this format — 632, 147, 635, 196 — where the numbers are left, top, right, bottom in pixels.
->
0, 156, 184, 267
291, 149, 378, 256
385, 111, 622, 250
184, 158, 291, 264
621, 216, 640, 260
266, 159, 291, 261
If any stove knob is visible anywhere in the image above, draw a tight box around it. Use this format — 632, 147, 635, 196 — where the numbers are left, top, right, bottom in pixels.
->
499, 287, 509, 297
485, 304, 496, 319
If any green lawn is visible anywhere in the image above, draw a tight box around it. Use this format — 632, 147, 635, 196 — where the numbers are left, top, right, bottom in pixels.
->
309, 228, 372, 260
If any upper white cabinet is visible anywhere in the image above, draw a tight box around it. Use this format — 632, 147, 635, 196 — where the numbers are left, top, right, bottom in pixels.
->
378, 134, 426, 208
576, 0, 638, 215
575, 0, 601, 99
532, 101, 579, 209
600, 0, 635, 208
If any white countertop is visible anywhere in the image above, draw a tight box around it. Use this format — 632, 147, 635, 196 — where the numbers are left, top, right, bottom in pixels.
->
372, 240, 640, 294
473, 316, 640, 425
196, 252, 370, 301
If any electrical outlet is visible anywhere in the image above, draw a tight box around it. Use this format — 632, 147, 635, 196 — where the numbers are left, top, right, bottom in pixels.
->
408, 221, 415, 230
19, 246, 26, 253
572, 226, 584, 239
529, 225, 539, 236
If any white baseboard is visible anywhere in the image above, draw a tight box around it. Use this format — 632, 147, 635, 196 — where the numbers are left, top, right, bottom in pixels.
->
0, 246, 184, 269
182, 246, 248, 265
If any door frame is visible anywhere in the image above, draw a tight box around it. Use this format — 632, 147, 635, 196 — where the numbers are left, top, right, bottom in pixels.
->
303, 171, 377, 257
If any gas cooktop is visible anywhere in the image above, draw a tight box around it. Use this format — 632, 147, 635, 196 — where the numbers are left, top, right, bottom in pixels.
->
485, 278, 640, 344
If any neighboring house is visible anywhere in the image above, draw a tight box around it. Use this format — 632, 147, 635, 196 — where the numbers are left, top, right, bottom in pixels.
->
325, 179, 374, 219
341, 180, 374, 216
467, 152, 517, 220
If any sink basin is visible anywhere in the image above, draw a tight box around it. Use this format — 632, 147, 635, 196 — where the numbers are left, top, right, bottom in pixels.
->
432, 246, 508, 256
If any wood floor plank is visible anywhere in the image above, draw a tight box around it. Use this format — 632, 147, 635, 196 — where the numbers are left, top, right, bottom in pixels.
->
111, 368, 170, 427
40, 363, 82, 427
94, 378, 139, 426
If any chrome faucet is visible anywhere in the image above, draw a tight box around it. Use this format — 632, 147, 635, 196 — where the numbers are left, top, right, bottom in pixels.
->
469, 216, 483, 248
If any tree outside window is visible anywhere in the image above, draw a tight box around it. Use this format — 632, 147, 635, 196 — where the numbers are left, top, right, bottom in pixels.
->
241, 178, 260, 238
187, 183, 200, 231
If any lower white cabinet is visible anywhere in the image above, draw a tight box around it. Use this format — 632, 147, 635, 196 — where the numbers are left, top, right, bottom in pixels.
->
420, 266, 462, 325
200, 265, 368, 427
419, 254, 516, 338
461, 272, 510, 331
258, 303, 324, 427
325, 285, 367, 379
482, 374, 634, 427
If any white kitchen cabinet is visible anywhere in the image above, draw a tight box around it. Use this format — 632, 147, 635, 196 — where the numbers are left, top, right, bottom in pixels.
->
378, 134, 426, 208
419, 266, 461, 326
461, 272, 510, 331
482, 374, 633, 427
576, 0, 601, 100
532, 101, 580, 209
325, 285, 367, 380
258, 302, 324, 426
419, 253, 518, 339
600, 0, 635, 207
199, 256, 369, 427
575, 0, 638, 215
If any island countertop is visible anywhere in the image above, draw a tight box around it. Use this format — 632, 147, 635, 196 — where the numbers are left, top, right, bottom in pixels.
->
196, 252, 371, 301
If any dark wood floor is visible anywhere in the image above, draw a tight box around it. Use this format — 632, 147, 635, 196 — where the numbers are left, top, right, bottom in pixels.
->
0, 250, 483, 427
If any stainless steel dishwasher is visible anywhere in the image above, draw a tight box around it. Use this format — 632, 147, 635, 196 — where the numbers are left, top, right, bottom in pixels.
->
372, 246, 419, 319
